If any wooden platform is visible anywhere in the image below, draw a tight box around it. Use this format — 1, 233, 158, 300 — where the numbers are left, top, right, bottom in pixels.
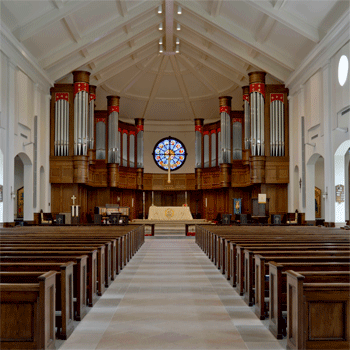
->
131, 219, 213, 236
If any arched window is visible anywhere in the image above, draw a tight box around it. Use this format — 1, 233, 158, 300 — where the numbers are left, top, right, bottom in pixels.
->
153, 137, 187, 171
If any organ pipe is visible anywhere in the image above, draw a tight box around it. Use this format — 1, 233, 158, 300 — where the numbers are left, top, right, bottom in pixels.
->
54, 93, 69, 156
242, 86, 250, 150
135, 118, 144, 168
219, 96, 232, 164
89, 86, 96, 150
249, 72, 266, 157
270, 93, 285, 156
107, 96, 120, 164
73, 71, 90, 156
195, 119, 203, 168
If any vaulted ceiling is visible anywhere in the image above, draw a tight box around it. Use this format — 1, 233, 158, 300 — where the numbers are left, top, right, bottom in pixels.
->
2, 0, 348, 122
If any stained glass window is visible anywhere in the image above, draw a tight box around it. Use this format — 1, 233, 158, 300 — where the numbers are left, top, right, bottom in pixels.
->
153, 137, 187, 171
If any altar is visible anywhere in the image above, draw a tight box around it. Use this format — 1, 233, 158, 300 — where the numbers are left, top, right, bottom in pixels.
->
148, 205, 193, 221
132, 205, 211, 236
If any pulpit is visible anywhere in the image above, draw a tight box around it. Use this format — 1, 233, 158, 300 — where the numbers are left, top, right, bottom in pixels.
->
252, 198, 269, 223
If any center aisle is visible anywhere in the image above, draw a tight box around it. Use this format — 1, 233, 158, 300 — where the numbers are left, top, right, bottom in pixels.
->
60, 238, 286, 350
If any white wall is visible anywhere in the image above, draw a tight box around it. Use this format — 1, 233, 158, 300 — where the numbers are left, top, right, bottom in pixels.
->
287, 10, 350, 224
143, 121, 195, 174
0, 23, 52, 223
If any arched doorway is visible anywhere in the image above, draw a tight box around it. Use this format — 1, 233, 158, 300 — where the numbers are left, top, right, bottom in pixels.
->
14, 153, 33, 222
334, 140, 350, 225
306, 153, 324, 224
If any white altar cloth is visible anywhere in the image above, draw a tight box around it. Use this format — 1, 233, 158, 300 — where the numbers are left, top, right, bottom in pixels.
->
148, 205, 193, 221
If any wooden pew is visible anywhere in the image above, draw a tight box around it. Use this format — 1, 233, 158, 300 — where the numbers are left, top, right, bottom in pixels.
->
254, 255, 350, 321
242, 247, 350, 304
0, 250, 98, 307
287, 270, 350, 350
0, 244, 107, 296
0, 262, 75, 340
0, 245, 104, 298
0, 270, 57, 350
269, 261, 350, 339
0, 255, 88, 321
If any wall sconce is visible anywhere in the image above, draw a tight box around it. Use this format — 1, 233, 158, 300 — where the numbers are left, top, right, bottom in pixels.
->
322, 187, 328, 199
10, 186, 16, 200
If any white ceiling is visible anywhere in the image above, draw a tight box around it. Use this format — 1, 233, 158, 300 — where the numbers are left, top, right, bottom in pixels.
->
2, 0, 348, 123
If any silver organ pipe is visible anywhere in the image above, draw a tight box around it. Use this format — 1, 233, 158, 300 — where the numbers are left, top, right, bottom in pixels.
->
55, 97, 58, 156
65, 99, 69, 156
195, 124, 202, 168
55, 93, 69, 156
60, 99, 64, 156
219, 96, 232, 164
270, 94, 285, 156
108, 111, 119, 163
251, 92, 255, 156
260, 93, 265, 156
249, 73, 266, 157
136, 121, 144, 168
244, 98, 250, 150
89, 93, 96, 149
74, 81, 89, 156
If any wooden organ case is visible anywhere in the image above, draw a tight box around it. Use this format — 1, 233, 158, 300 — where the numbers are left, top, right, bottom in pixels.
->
50, 70, 289, 222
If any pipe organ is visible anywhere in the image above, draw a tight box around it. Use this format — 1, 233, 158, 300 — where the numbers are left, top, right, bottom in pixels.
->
73, 71, 90, 156
219, 96, 232, 164
194, 119, 203, 168
270, 94, 285, 156
89, 86, 96, 150
135, 118, 144, 168
54, 93, 69, 156
249, 72, 266, 156
49, 69, 289, 223
242, 86, 250, 150
107, 96, 120, 164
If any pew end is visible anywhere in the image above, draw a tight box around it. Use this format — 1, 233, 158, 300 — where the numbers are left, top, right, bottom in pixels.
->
286, 270, 350, 350
0, 270, 57, 350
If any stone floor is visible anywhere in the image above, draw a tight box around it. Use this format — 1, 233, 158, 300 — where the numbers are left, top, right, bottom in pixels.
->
58, 237, 287, 350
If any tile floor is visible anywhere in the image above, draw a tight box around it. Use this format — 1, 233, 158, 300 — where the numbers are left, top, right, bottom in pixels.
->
58, 237, 287, 350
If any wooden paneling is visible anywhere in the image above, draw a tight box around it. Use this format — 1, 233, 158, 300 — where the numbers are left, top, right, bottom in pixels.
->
261, 184, 288, 215
265, 157, 289, 183
50, 157, 74, 183
143, 174, 196, 191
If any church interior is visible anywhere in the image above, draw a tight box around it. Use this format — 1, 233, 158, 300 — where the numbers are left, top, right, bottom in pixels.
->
0, 0, 350, 349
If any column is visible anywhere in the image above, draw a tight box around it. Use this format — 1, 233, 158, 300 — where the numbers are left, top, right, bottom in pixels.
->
249, 72, 266, 156
194, 118, 203, 168
322, 61, 335, 225
73, 71, 90, 156
219, 96, 232, 164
